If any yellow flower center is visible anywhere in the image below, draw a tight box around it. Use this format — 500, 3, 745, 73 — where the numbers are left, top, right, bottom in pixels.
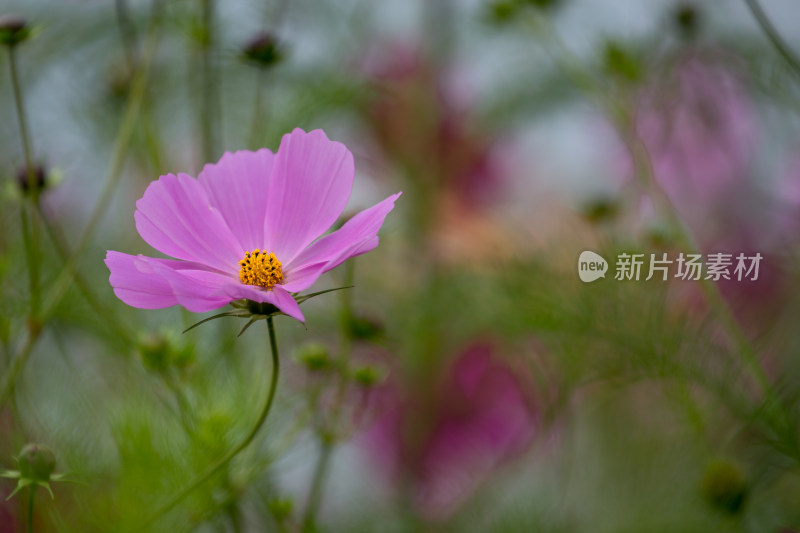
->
238, 249, 284, 290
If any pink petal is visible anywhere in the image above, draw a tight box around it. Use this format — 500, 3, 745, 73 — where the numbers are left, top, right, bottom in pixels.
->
288, 192, 401, 274
105, 251, 234, 312
223, 284, 305, 322
135, 173, 244, 273
281, 261, 328, 293
263, 129, 355, 264
198, 149, 275, 251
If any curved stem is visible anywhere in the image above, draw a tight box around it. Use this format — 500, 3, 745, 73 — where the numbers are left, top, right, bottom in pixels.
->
134, 316, 281, 531
744, 0, 800, 79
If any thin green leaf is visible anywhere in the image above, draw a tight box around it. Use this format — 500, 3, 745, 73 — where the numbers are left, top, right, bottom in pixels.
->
237, 316, 263, 337
182, 311, 249, 334
294, 286, 353, 304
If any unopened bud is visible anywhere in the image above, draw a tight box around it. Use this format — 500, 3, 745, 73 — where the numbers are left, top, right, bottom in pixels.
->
17, 443, 55, 483
16, 164, 47, 195
352, 365, 383, 387
242, 32, 283, 68
348, 314, 384, 342
674, 3, 701, 39
701, 460, 747, 515
294, 343, 332, 372
0, 15, 30, 47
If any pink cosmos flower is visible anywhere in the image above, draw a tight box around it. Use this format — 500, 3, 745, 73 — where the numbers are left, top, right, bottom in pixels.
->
365, 342, 538, 518
105, 128, 400, 322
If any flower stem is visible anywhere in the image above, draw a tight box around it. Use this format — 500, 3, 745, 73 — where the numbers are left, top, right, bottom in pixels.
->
530, 13, 784, 426
27, 484, 34, 533
744, 0, 800, 80
7, 45, 41, 315
35, 204, 135, 344
8, 46, 34, 182
0, 326, 40, 407
114, 0, 138, 75
133, 316, 281, 531
302, 437, 333, 533
40, 0, 163, 320
199, 0, 219, 162
302, 261, 356, 531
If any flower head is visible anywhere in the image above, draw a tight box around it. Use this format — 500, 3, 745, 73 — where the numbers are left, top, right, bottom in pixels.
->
106, 128, 400, 323
365, 342, 539, 517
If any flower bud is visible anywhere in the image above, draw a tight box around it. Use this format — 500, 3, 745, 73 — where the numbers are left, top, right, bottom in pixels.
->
581, 197, 619, 224
267, 497, 293, 522
602, 41, 642, 83
348, 314, 384, 342
674, 3, 701, 39
17, 443, 55, 483
701, 460, 747, 515
352, 365, 383, 387
16, 164, 47, 195
294, 343, 332, 372
485, 0, 521, 24
523, 0, 563, 10
137, 331, 194, 373
0, 15, 30, 47
242, 32, 283, 68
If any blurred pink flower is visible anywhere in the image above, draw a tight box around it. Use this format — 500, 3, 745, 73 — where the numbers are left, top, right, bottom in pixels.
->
636, 54, 756, 228
106, 128, 400, 322
362, 41, 508, 210
365, 342, 538, 518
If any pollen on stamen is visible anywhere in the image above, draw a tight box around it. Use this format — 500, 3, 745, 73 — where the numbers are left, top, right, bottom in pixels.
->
238, 250, 284, 289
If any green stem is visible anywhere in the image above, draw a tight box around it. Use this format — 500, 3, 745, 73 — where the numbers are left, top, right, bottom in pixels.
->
19, 208, 37, 315
7, 45, 41, 314
302, 261, 356, 531
199, 0, 219, 162
27, 482, 34, 533
0, 2, 162, 411
8, 46, 34, 183
40, 2, 162, 320
35, 205, 134, 344
627, 134, 772, 394
248, 69, 266, 150
114, 0, 138, 74
133, 316, 281, 531
530, 13, 782, 423
0, 324, 40, 407
744, 0, 800, 79
302, 438, 333, 533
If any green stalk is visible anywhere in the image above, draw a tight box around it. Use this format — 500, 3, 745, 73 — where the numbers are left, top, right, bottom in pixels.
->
302, 261, 356, 531
114, 0, 138, 74
199, 0, 219, 162
28, 485, 35, 533
744, 0, 800, 79
529, 12, 780, 415
133, 316, 281, 531
0, 1, 163, 408
7, 45, 41, 314
40, 2, 162, 319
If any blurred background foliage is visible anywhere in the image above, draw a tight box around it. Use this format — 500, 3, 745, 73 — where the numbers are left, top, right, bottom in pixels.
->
1, 0, 800, 531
